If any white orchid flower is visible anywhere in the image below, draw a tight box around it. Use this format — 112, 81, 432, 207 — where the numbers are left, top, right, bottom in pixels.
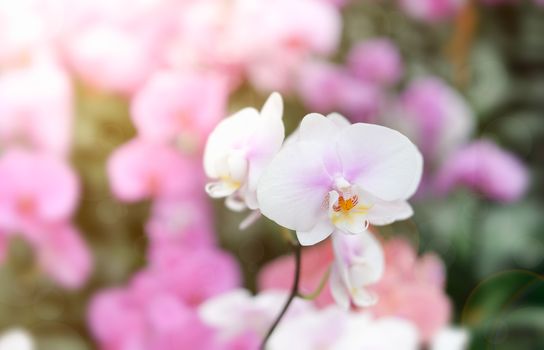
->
204, 92, 284, 212
257, 113, 422, 245
330, 231, 385, 309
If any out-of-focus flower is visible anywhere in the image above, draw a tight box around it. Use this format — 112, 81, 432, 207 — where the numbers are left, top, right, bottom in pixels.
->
0, 59, 73, 156
269, 306, 420, 350
257, 113, 422, 245
0, 147, 89, 289
297, 61, 347, 113
199, 288, 312, 347
435, 139, 529, 203
90, 246, 240, 349
384, 77, 474, 166
335, 76, 383, 123
320, 0, 351, 7
0, 328, 35, 350
169, 0, 341, 93
89, 289, 218, 350
368, 239, 451, 341
347, 39, 404, 86
131, 70, 229, 150
146, 196, 216, 250
260, 238, 452, 342
30, 222, 92, 289
330, 231, 385, 309
64, 24, 160, 95
0, 149, 79, 230
204, 92, 284, 211
245, 0, 341, 92
297, 62, 383, 123
108, 139, 196, 202
146, 245, 240, 307
269, 306, 348, 350
399, 0, 466, 22
259, 239, 335, 307
0, 1, 48, 66
430, 327, 470, 350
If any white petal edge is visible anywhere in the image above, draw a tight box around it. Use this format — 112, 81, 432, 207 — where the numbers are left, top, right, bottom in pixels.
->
296, 217, 335, 246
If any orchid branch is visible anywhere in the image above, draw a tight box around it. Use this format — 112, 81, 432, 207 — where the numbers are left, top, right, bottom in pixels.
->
260, 234, 301, 350
297, 265, 331, 301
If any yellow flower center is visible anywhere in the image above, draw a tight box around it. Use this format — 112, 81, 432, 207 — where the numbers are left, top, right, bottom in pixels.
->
333, 195, 359, 213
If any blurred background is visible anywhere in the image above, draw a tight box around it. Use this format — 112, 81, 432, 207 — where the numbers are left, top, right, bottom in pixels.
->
0, 0, 543, 349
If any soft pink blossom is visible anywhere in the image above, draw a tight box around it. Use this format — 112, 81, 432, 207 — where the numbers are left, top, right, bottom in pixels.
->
384, 77, 474, 165
368, 239, 451, 341
0, 59, 73, 156
297, 63, 383, 123
336, 77, 383, 123
246, 0, 341, 92
348, 39, 404, 86
107, 139, 197, 202
399, 0, 466, 22
436, 139, 529, 203
297, 61, 349, 113
131, 70, 229, 149
30, 223, 92, 289
146, 246, 241, 307
89, 288, 218, 350
146, 196, 216, 249
64, 24, 160, 95
0, 149, 79, 231
260, 238, 451, 341
89, 246, 241, 349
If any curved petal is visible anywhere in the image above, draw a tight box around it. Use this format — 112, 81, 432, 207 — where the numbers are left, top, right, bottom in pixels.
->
203, 107, 259, 178
260, 92, 283, 121
336, 123, 423, 201
366, 199, 413, 226
326, 112, 351, 128
296, 217, 335, 246
351, 287, 378, 307
257, 141, 332, 231
298, 113, 345, 143
329, 264, 350, 310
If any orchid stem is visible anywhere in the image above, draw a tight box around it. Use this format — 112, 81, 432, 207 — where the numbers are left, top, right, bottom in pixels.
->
260, 234, 301, 350
297, 265, 331, 301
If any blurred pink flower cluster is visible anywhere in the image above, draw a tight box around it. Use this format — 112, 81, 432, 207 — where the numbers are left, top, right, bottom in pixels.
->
298, 39, 528, 202
0, 0, 341, 96
0, 52, 91, 288
298, 38, 403, 123
89, 245, 241, 350
260, 236, 453, 343
0, 0, 343, 287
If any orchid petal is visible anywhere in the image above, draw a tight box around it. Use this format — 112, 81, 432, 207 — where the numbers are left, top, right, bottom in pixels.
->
366, 199, 413, 226
336, 123, 423, 201
203, 107, 259, 178
257, 141, 332, 232
296, 217, 335, 246
351, 287, 378, 307
329, 265, 350, 310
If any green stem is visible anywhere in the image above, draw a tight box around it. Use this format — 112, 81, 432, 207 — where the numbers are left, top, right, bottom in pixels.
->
297, 265, 331, 301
